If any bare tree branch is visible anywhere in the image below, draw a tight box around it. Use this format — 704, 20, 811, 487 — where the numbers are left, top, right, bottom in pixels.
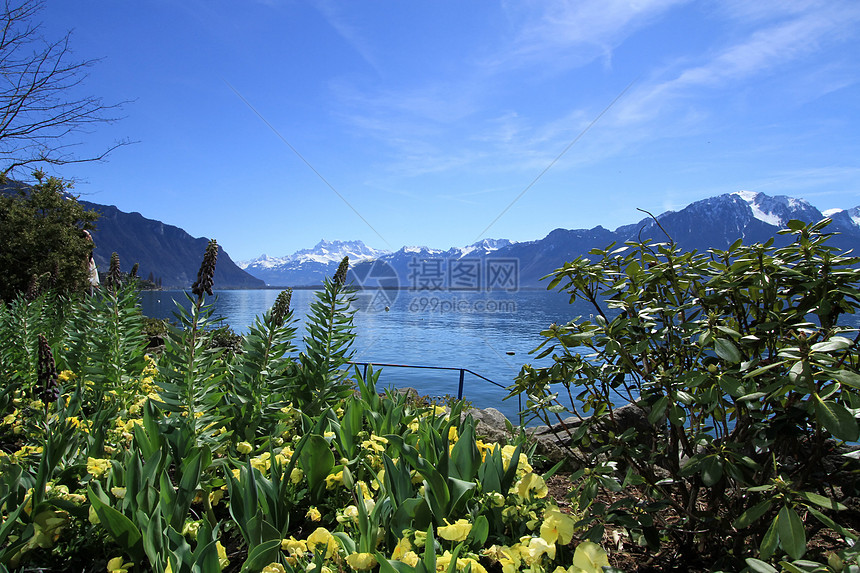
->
0, 0, 131, 178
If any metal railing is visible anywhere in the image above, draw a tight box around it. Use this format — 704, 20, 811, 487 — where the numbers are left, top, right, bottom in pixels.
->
347, 361, 522, 416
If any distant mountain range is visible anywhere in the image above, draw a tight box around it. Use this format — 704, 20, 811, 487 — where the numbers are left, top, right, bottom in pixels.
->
7, 180, 856, 292
240, 240, 390, 287
240, 191, 860, 289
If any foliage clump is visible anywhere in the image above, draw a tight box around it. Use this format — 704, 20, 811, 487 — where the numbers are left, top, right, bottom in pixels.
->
0, 175, 99, 302
512, 218, 860, 571
0, 243, 597, 573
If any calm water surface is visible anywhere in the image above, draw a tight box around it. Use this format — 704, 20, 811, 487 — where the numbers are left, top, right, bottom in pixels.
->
140, 289, 585, 421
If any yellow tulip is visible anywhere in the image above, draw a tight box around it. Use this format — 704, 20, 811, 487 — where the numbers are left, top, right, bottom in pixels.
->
437, 518, 472, 542
346, 552, 377, 570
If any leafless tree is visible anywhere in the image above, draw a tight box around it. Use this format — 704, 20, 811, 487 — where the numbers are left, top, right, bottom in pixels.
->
0, 0, 129, 178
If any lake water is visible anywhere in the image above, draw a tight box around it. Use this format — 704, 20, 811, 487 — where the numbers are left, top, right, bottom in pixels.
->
139, 288, 582, 421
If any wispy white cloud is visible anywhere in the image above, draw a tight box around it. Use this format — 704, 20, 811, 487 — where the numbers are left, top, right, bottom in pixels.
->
320, 0, 859, 194
614, 2, 860, 125
497, 0, 688, 71
312, 0, 383, 74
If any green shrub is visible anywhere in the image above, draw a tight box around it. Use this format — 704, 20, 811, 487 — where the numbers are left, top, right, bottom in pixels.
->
511, 218, 860, 569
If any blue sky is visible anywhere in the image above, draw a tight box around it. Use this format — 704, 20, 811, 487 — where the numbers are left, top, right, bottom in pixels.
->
38, 1, 860, 261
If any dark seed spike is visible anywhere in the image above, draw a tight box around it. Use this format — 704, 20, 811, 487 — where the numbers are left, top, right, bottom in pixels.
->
37, 334, 60, 404
107, 252, 122, 291
192, 239, 218, 298
271, 288, 293, 328
333, 256, 349, 287
26, 273, 39, 300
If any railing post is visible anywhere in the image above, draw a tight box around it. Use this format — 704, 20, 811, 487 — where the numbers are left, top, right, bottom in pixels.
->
363, 363, 368, 380
457, 369, 465, 400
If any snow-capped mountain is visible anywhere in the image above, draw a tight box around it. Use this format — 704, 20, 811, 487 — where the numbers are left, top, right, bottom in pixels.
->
823, 206, 860, 230
239, 192, 859, 289
733, 191, 823, 228
238, 240, 390, 286
508, 191, 860, 287
240, 240, 387, 269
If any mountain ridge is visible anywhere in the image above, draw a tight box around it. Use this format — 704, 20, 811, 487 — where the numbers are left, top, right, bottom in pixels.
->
238, 191, 860, 289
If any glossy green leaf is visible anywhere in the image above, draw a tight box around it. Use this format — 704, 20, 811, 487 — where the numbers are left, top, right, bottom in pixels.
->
299, 434, 335, 499
813, 395, 860, 442
240, 538, 282, 573
714, 338, 741, 363
760, 515, 779, 560
797, 491, 847, 512
777, 506, 806, 560
744, 559, 778, 573
87, 487, 143, 561
734, 499, 774, 529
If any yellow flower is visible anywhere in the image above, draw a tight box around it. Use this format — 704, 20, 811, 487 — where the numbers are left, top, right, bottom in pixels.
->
448, 426, 459, 443
515, 472, 548, 500
210, 489, 225, 506
307, 527, 336, 558
338, 504, 359, 523
262, 564, 286, 573
182, 520, 200, 541
494, 445, 533, 474
483, 545, 520, 573
525, 536, 556, 564
111, 487, 127, 500
391, 537, 412, 560
306, 506, 322, 521
436, 551, 453, 573
251, 452, 272, 472
434, 551, 488, 573
346, 552, 377, 570
325, 470, 344, 489
401, 551, 420, 567
540, 508, 575, 545
237, 441, 253, 454
217, 541, 229, 569
356, 480, 373, 500
29, 509, 69, 549
437, 518, 472, 542
488, 492, 505, 507
282, 536, 308, 556
570, 541, 609, 573
58, 370, 76, 382
106, 556, 133, 572
87, 457, 112, 478
361, 434, 389, 453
